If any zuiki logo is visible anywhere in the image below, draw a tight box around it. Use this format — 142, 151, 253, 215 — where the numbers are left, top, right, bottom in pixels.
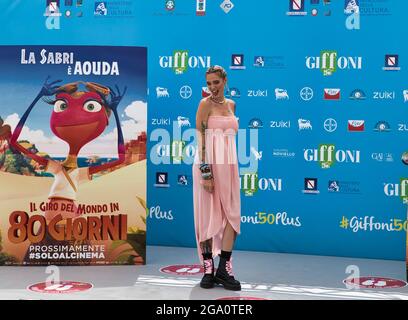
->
240, 174, 282, 196
373, 91, 395, 100
270, 120, 290, 129
306, 51, 362, 76
304, 144, 361, 169
275, 88, 289, 100
349, 89, 366, 100
383, 54, 400, 71
151, 117, 171, 126
298, 119, 312, 130
384, 179, 408, 203
344, 0, 360, 30
159, 51, 211, 74
156, 86, 169, 98
248, 89, 267, 97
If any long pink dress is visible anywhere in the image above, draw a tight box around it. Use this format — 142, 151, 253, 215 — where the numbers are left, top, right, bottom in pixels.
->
193, 115, 241, 262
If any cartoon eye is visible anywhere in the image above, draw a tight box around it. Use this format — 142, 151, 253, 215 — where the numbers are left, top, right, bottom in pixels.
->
54, 100, 68, 113
83, 101, 102, 113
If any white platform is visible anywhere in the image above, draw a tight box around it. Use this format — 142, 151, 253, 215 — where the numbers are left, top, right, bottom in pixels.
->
0, 246, 407, 300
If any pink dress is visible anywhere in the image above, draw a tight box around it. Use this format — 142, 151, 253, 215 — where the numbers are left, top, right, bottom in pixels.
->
193, 115, 241, 262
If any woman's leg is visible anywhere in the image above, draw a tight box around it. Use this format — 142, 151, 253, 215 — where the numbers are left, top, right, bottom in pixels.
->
215, 221, 241, 291
199, 239, 215, 289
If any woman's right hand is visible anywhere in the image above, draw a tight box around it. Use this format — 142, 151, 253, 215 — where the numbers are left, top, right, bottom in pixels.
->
202, 179, 214, 193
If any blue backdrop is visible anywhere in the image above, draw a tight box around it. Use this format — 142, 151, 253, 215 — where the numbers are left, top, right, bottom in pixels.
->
0, 0, 407, 261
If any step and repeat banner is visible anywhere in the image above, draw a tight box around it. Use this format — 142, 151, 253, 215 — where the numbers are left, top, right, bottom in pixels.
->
0, 1, 406, 265
146, 0, 408, 263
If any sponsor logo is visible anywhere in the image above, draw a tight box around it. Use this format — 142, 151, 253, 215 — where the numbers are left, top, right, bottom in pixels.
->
156, 86, 169, 98
240, 174, 282, 196
177, 116, 191, 127
374, 121, 391, 132
180, 85, 192, 99
324, 118, 337, 132
273, 149, 296, 158
248, 89, 268, 97
270, 120, 291, 129
373, 91, 395, 100
253, 56, 285, 69
344, 0, 360, 30
226, 87, 241, 98
248, 118, 263, 129
348, 120, 365, 132
300, 87, 314, 101
165, 0, 175, 11
403, 90, 408, 102
349, 89, 366, 100
275, 88, 289, 100
328, 180, 361, 194
177, 175, 190, 186
304, 144, 361, 168
154, 172, 170, 188
202, 87, 211, 97
151, 117, 171, 126
220, 0, 234, 13
302, 178, 320, 194
372, 153, 393, 162
230, 54, 246, 70
196, 0, 206, 15
94, 2, 108, 16
324, 88, 341, 100
159, 51, 211, 74
306, 51, 362, 76
298, 118, 312, 130
287, 0, 307, 16
383, 54, 400, 71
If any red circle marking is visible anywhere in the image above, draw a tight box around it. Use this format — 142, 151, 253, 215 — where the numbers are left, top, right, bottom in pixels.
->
160, 264, 204, 276
343, 277, 407, 289
27, 281, 93, 294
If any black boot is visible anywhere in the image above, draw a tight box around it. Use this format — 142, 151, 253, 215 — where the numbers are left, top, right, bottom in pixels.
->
215, 254, 241, 291
200, 258, 215, 289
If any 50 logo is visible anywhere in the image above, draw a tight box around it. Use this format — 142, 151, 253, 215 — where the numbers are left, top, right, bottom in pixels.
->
256, 211, 301, 227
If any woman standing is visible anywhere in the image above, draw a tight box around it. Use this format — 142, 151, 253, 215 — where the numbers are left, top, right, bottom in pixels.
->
193, 65, 241, 291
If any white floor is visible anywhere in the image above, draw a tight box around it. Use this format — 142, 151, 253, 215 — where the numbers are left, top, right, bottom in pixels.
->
0, 245, 407, 300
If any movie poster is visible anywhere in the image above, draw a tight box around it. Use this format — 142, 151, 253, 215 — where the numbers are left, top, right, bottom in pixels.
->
0, 46, 147, 265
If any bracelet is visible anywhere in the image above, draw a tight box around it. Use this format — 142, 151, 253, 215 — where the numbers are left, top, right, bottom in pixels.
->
201, 172, 213, 180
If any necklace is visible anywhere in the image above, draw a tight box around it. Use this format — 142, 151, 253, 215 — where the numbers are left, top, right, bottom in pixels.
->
210, 96, 226, 104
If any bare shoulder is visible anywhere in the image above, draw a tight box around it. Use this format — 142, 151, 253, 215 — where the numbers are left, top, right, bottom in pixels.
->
227, 98, 236, 112
197, 97, 211, 116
